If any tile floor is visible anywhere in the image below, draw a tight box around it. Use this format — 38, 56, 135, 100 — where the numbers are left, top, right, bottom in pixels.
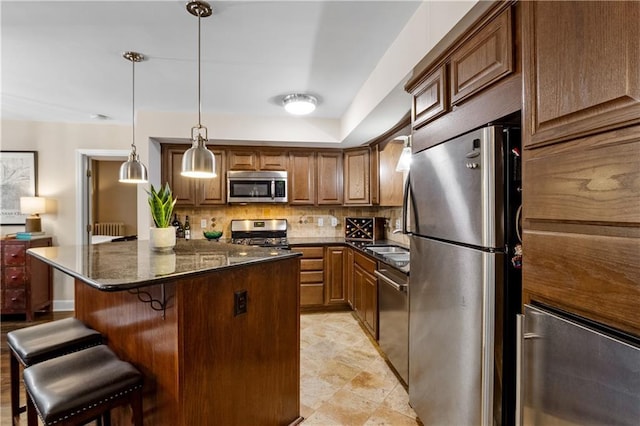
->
300, 312, 421, 425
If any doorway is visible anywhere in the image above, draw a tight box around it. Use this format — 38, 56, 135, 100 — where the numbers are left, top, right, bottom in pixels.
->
76, 149, 137, 245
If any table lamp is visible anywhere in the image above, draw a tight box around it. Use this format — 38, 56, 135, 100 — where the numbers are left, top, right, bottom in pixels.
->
20, 196, 46, 233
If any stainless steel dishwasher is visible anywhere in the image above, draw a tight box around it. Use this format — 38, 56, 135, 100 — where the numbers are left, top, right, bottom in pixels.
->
375, 265, 409, 385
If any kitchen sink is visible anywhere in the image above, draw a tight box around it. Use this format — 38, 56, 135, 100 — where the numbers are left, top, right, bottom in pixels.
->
365, 245, 409, 255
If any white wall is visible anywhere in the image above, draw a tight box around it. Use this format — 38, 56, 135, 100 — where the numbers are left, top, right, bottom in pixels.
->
1, 120, 131, 308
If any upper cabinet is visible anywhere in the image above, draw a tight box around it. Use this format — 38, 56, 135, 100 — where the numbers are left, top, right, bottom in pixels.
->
343, 148, 371, 205
289, 150, 343, 206
228, 149, 288, 171
449, 7, 513, 106
377, 141, 405, 207
522, 1, 640, 147
406, 1, 521, 151
161, 144, 226, 207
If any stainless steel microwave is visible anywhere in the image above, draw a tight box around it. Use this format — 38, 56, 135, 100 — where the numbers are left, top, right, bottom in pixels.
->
227, 170, 288, 203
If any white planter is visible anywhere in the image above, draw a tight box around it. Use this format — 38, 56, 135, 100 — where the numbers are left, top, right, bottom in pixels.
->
149, 227, 176, 252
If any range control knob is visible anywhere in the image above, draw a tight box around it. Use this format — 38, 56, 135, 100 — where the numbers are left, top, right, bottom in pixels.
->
466, 162, 479, 169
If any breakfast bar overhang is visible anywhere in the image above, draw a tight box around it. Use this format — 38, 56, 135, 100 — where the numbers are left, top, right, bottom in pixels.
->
28, 240, 302, 426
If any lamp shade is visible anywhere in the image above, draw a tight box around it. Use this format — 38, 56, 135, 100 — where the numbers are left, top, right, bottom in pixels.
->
181, 137, 217, 178
20, 197, 46, 215
395, 146, 412, 172
119, 154, 149, 183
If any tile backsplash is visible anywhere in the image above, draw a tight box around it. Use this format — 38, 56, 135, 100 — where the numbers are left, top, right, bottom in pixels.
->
174, 205, 409, 245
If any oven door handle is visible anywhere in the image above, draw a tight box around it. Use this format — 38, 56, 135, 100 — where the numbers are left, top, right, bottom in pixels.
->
375, 270, 408, 292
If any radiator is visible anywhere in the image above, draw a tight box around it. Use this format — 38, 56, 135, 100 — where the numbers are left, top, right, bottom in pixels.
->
93, 222, 125, 236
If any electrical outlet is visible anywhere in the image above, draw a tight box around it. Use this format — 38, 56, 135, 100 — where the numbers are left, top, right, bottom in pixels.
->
395, 219, 401, 229
331, 217, 338, 227
201, 219, 207, 229
318, 217, 323, 227
234, 290, 247, 316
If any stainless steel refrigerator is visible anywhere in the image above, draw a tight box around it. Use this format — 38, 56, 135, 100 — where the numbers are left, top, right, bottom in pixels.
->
407, 125, 522, 426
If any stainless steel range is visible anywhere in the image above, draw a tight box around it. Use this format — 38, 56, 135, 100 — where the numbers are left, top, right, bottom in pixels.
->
230, 219, 289, 249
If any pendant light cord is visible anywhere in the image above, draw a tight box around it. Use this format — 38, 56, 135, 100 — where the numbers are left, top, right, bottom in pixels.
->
197, 10, 202, 129
131, 56, 137, 155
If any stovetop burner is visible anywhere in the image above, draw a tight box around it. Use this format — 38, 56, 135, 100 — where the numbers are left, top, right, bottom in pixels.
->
230, 219, 289, 249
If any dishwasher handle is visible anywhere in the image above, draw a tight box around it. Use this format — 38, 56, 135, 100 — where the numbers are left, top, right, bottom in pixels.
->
375, 270, 408, 292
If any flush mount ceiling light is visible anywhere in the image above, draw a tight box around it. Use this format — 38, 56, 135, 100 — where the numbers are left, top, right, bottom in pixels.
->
181, 0, 216, 179
119, 51, 149, 184
283, 93, 317, 115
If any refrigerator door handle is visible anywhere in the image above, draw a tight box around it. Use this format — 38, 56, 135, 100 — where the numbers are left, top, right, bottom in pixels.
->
516, 314, 524, 426
402, 172, 411, 234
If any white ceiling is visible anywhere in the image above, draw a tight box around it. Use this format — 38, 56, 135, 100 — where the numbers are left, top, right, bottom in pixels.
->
2, 0, 423, 145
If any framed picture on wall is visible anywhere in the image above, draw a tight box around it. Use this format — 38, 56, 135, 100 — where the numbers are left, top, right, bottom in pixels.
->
0, 151, 38, 225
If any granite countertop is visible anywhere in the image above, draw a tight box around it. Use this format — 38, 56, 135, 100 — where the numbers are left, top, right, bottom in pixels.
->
27, 239, 301, 292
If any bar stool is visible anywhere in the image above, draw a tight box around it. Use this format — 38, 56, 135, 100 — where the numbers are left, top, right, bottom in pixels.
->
24, 344, 144, 426
7, 317, 103, 425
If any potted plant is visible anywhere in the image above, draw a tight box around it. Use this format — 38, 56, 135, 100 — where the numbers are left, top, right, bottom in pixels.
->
146, 183, 177, 251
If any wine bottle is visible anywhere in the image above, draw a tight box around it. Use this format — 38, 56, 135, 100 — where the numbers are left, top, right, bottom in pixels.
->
172, 214, 180, 237
184, 215, 191, 240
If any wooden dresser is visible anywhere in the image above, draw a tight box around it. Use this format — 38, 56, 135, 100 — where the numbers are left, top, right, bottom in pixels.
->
1, 236, 53, 320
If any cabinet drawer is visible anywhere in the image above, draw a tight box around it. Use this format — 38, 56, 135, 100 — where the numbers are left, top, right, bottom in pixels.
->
300, 258, 324, 271
4, 267, 26, 288
293, 247, 324, 258
301, 284, 324, 306
3, 245, 26, 266
354, 251, 376, 275
450, 7, 513, 105
3, 289, 26, 310
300, 270, 323, 284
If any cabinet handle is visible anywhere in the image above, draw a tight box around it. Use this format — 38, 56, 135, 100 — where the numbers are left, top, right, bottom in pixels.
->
11, 297, 18, 301
11, 275, 17, 280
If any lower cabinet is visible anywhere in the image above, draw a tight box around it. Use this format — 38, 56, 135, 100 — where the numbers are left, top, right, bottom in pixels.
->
353, 251, 378, 339
324, 246, 347, 305
294, 246, 325, 307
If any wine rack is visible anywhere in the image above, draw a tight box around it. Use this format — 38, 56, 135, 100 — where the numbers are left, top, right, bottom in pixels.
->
345, 217, 385, 244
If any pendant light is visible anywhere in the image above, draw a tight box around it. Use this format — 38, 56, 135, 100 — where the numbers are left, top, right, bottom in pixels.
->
181, 0, 216, 179
119, 51, 149, 184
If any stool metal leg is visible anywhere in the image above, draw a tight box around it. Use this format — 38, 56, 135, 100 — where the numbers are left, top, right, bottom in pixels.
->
26, 392, 38, 426
10, 350, 23, 426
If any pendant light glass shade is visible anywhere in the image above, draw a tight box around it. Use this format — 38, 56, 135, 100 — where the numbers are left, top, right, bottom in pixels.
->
395, 135, 412, 172
181, 1, 216, 179
119, 51, 148, 184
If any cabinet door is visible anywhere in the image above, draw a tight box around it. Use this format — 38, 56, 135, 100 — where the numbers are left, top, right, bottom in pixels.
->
317, 151, 343, 205
412, 65, 448, 130
346, 247, 354, 309
197, 150, 227, 205
324, 246, 347, 305
344, 148, 371, 205
363, 270, 378, 338
353, 264, 366, 321
523, 1, 640, 147
162, 146, 196, 206
450, 7, 513, 105
259, 151, 288, 171
378, 141, 405, 207
228, 150, 257, 170
289, 152, 316, 205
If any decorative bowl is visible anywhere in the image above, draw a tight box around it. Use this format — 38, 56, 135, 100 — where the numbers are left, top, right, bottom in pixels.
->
203, 230, 223, 241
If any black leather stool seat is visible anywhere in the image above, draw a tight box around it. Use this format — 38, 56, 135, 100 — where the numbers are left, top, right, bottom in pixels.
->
24, 345, 143, 426
7, 317, 103, 366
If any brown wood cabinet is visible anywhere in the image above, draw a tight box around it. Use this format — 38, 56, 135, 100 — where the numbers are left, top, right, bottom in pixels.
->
377, 141, 405, 206
228, 149, 288, 171
293, 246, 325, 307
407, 1, 521, 151
289, 151, 343, 205
522, 1, 640, 148
324, 246, 347, 305
346, 247, 354, 309
343, 148, 371, 205
1, 237, 52, 320
161, 144, 226, 206
353, 251, 378, 339
521, 1, 640, 336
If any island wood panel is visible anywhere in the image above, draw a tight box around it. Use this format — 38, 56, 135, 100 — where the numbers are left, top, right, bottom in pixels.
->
522, 230, 640, 337
74, 257, 301, 426
524, 128, 640, 224
522, 1, 640, 148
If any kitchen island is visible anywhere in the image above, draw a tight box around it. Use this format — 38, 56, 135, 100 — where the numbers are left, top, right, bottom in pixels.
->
28, 240, 302, 426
